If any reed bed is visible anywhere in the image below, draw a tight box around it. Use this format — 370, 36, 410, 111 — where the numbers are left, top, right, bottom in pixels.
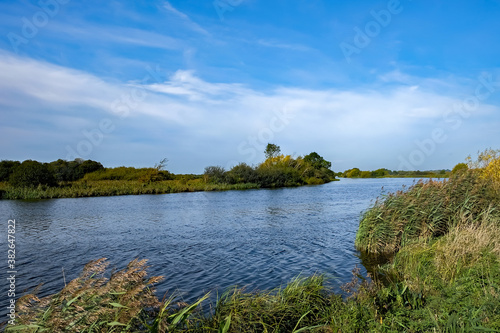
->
0, 180, 261, 200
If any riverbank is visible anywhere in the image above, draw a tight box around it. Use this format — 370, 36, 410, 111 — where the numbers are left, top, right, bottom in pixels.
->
0, 179, 262, 200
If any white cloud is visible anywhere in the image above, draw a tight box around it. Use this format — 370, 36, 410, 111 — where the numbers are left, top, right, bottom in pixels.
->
1, 52, 499, 171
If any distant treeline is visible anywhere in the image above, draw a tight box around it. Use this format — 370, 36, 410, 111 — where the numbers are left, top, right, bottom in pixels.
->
340, 167, 450, 178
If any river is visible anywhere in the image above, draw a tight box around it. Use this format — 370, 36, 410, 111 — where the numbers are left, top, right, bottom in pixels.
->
0, 178, 422, 319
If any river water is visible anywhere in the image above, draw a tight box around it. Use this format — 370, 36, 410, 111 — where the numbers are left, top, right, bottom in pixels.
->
0, 178, 421, 318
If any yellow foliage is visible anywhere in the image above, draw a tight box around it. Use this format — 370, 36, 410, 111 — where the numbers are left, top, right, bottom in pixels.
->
467, 148, 500, 188
483, 158, 500, 186
262, 154, 294, 167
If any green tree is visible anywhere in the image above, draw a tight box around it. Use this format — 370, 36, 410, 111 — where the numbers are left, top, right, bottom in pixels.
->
371, 168, 390, 178
0, 160, 20, 182
78, 160, 104, 176
344, 168, 360, 178
303, 152, 332, 170
264, 143, 281, 159
48, 159, 104, 181
9, 160, 57, 187
360, 171, 372, 178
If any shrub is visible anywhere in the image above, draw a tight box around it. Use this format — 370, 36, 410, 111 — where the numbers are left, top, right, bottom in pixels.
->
451, 162, 468, 175
9, 160, 57, 187
49, 159, 104, 181
204, 166, 227, 183
226, 163, 259, 184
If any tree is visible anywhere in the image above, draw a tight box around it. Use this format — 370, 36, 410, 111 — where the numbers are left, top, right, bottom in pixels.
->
9, 160, 57, 187
154, 158, 169, 171
0, 160, 20, 182
371, 168, 390, 178
78, 160, 104, 176
264, 143, 281, 159
303, 152, 332, 170
48, 159, 103, 181
343, 168, 361, 178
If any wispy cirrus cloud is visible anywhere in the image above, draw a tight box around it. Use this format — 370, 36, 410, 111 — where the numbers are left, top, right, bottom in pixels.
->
256, 39, 312, 52
162, 1, 210, 36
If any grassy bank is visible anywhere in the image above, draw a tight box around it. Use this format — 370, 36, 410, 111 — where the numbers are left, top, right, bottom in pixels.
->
354, 150, 500, 331
0, 179, 261, 200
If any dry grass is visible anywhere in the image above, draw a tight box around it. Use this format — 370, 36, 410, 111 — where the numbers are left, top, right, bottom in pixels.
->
434, 215, 500, 282
10, 258, 163, 332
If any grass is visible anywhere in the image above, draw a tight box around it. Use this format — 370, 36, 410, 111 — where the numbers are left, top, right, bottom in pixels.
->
355, 170, 499, 255
0, 180, 261, 200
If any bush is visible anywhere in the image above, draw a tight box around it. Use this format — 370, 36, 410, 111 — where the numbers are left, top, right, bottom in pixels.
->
49, 159, 104, 181
204, 166, 227, 183
257, 167, 302, 188
451, 162, 468, 175
226, 163, 259, 184
9, 160, 57, 187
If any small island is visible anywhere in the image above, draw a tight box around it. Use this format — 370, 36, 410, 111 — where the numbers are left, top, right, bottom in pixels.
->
0, 144, 337, 200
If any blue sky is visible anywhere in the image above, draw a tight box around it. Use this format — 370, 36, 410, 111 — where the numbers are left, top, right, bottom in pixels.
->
1, 0, 499, 173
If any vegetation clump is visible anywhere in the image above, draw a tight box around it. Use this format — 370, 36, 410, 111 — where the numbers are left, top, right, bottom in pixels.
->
204, 144, 336, 188
342, 167, 449, 178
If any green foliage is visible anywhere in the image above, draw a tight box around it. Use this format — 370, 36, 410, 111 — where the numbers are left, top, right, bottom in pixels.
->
343, 168, 361, 178
48, 159, 104, 182
451, 162, 468, 175
371, 168, 390, 178
359, 171, 372, 178
9, 160, 57, 188
203, 149, 335, 189
257, 164, 303, 187
264, 143, 281, 159
343, 168, 449, 178
0, 179, 260, 200
226, 163, 259, 184
303, 152, 331, 170
204, 166, 227, 183
83, 167, 171, 182
0, 160, 20, 181
202, 275, 335, 332
356, 172, 499, 255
